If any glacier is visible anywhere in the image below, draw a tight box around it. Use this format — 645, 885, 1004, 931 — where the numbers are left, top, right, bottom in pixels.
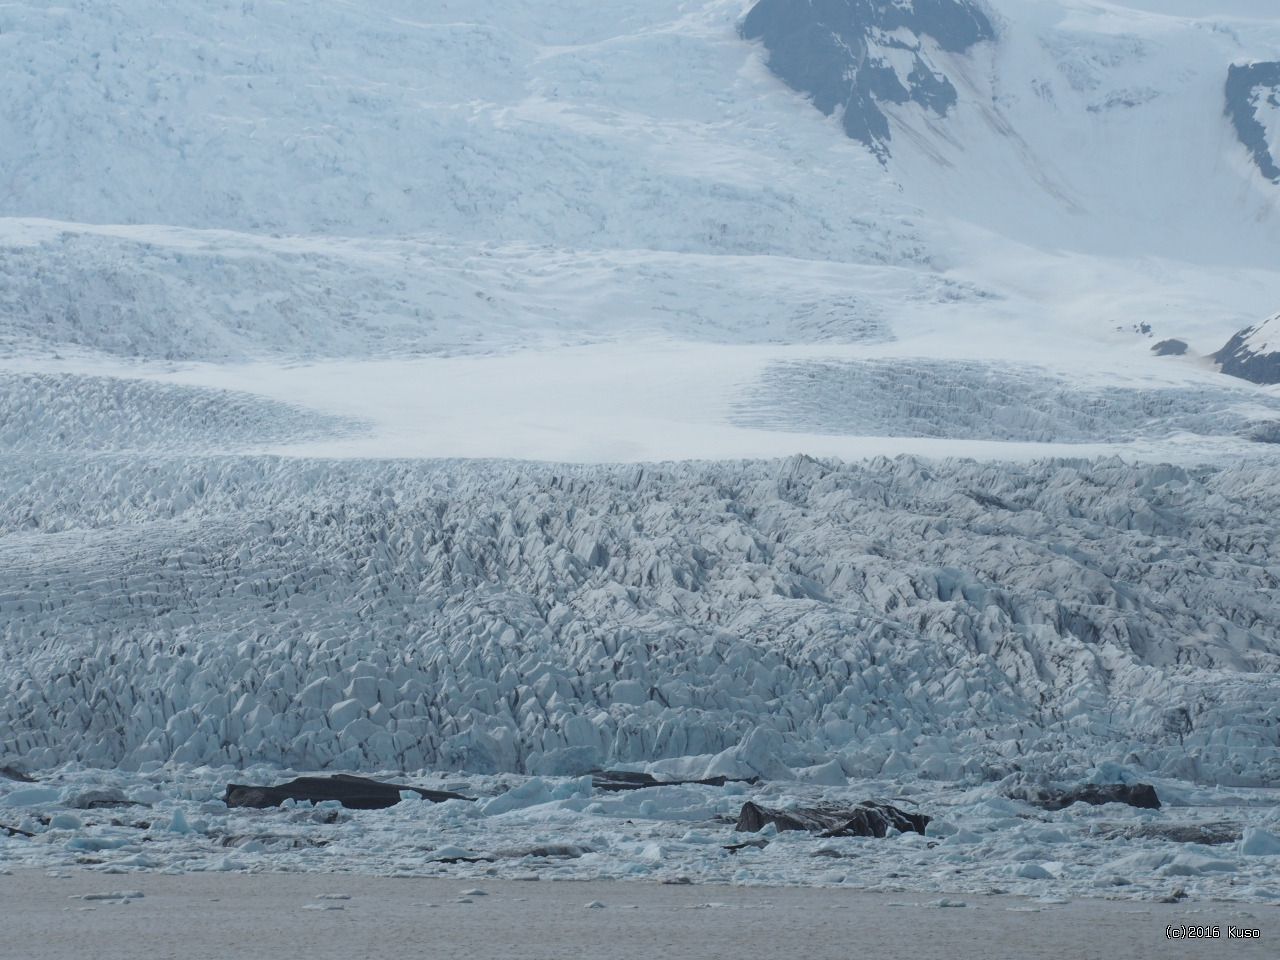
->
3, 0, 1280, 904
3, 452, 1280, 783
3, 451, 1280, 900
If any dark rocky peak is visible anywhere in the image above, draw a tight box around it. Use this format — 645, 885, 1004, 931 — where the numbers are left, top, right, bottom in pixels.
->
741, 0, 996, 160
1214, 312, 1280, 385
1225, 62, 1280, 184
1151, 339, 1188, 357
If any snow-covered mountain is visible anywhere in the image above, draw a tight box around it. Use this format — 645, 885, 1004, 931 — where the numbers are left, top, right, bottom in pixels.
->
1, 0, 1279, 365
1216, 311, 1280, 384
3, 1, 1280, 896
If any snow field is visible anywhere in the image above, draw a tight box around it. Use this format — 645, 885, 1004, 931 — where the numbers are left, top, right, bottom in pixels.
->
0, 220, 900, 361
0, 1, 904, 259
1241, 312, 1280, 356
733, 359, 1280, 443
0, 373, 358, 453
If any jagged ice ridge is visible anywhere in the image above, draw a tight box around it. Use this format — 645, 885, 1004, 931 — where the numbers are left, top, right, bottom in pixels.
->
2, 455, 1278, 790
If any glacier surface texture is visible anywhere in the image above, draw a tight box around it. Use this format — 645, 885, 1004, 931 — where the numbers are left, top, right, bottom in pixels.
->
3, 454, 1278, 788
3, 0, 1280, 901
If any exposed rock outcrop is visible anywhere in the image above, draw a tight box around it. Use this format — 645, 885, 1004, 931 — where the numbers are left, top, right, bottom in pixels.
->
741, 0, 995, 160
1226, 62, 1280, 184
1151, 339, 1188, 357
1214, 314, 1280, 385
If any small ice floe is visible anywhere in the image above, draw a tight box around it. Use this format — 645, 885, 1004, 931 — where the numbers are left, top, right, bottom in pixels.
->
933, 898, 967, 908
316, 894, 350, 901
165, 809, 195, 834
80, 891, 144, 903
0, 786, 62, 806
110, 853, 162, 870
459, 888, 487, 897
66, 834, 131, 853
66, 788, 137, 810
584, 900, 605, 909
302, 903, 344, 911
1240, 827, 1280, 856
426, 846, 490, 864
1016, 863, 1055, 880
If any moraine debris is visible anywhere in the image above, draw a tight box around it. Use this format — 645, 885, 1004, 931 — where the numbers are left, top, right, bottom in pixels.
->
590, 770, 758, 792
735, 800, 929, 838
223, 774, 474, 810
1013, 783, 1160, 812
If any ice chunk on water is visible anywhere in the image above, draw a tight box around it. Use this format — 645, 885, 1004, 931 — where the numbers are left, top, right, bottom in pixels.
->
1240, 827, 1280, 856
0, 787, 62, 806
1016, 863, 1054, 880
480, 778, 555, 816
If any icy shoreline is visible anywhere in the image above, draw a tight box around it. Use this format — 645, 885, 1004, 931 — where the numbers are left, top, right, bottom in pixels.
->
2, 764, 1280, 906
7, 868, 1276, 960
